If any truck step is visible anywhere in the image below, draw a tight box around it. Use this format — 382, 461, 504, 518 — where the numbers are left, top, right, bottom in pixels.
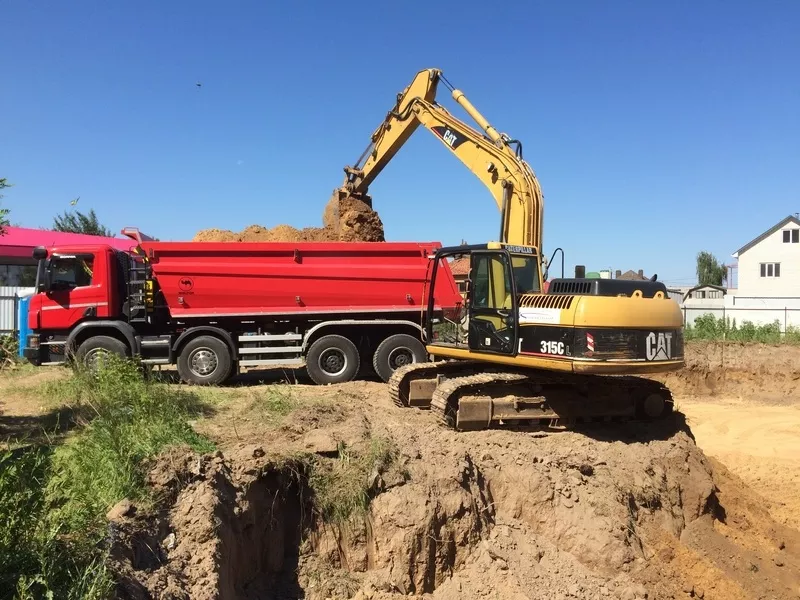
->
141, 359, 171, 365
238, 346, 302, 355
239, 358, 304, 367
238, 333, 302, 342
140, 339, 171, 346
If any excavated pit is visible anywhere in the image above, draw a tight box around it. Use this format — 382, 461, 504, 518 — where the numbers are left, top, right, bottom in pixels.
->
110, 450, 315, 600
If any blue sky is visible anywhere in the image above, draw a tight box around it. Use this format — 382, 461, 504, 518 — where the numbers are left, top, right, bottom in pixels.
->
1, 1, 798, 287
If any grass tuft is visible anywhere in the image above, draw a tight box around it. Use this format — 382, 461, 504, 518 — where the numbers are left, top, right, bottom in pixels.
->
305, 436, 398, 525
0, 355, 215, 599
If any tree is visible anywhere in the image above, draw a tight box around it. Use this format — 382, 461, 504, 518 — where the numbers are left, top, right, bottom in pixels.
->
696, 251, 727, 286
52, 208, 111, 237
0, 178, 10, 235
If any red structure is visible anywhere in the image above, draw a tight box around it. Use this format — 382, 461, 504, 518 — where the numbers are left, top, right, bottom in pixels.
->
0, 226, 134, 287
0, 226, 133, 259
24, 228, 462, 387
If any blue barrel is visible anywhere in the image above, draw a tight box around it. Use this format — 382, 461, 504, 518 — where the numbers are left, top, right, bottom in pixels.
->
17, 295, 32, 358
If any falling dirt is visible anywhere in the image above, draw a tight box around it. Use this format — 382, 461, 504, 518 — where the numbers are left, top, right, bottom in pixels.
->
193, 196, 385, 243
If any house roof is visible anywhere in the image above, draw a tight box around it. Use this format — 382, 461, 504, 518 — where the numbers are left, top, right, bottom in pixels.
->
449, 257, 470, 276
0, 226, 134, 259
683, 283, 726, 302
733, 214, 800, 258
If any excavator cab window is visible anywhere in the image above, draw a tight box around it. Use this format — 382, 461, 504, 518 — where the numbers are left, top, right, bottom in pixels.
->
510, 254, 540, 294
467, 251, 517, 355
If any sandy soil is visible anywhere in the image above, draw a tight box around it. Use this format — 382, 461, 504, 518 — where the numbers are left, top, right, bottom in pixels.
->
679, 395, 800, 531
3, 342, 800, 600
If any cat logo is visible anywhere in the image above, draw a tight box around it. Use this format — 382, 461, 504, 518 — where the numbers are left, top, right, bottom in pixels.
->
432, 126, 465, 150
442, 129, 458, 148
645, 332, 673, 361
178, 277, 194, 292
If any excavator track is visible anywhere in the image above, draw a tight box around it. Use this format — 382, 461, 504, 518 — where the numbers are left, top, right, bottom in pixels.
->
389, 361, 674, 432
388, 360, 485, 408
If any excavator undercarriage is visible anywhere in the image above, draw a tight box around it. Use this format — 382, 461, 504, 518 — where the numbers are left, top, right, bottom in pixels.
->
389, 360, 674, 431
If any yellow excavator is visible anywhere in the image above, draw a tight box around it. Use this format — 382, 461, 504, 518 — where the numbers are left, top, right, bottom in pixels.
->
329, 68, 684, 431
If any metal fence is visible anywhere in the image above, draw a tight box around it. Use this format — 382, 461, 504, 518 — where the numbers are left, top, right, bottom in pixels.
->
682, 305, 800, 333
0, 287, 20, 336
0, 286, 35, 337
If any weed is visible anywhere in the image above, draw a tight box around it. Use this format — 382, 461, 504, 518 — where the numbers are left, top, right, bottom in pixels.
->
245, 386, 298, 423
0, 356, 215, 598
685, 315, 800, 344
304, 436, 398, 525
1, 334, 20, 369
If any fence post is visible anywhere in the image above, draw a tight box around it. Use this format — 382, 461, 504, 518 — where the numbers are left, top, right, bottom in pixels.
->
13, 295, 19, 339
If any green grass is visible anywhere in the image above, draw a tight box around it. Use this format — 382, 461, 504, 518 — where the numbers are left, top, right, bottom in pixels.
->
685, 314, 800, 344
303, 436, 399, 525
0, 356, 215, 600
244, 386, 298, 423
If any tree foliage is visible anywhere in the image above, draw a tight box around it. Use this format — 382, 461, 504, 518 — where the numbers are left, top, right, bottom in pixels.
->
696, 251, 727, 286
0, 178, 11, 235
52, 209, 111, 237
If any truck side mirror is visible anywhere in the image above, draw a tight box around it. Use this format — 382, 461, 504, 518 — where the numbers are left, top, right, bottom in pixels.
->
39, 268, 52, 293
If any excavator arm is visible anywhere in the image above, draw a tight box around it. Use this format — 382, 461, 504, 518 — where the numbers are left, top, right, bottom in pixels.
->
329, 68, 545, 252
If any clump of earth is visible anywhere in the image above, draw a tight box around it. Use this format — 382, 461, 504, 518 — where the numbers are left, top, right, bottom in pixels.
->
193, 196, 385, 243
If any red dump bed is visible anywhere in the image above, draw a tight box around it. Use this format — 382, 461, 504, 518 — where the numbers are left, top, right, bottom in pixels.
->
141, 241, 462, 319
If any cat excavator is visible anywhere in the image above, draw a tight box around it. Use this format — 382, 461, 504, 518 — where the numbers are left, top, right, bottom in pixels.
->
329, 68, 684, 431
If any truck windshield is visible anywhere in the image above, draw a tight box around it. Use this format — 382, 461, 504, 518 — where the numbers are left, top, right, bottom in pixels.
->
510, 254, 540, 294
48, 256, 95, 290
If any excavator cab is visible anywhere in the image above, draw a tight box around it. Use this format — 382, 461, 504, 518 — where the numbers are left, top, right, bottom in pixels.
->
427, 243, 540, 358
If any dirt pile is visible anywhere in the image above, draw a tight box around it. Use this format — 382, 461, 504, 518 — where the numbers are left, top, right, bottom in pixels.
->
108, 392, 800, 600
654, 341, 800, 400
193, 196, 385, 243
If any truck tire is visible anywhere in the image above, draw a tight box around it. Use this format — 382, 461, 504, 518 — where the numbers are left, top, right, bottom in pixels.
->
177, 335, 232, 386
305, 335, 360, 385
75, 335, 129, 372
372, 333, 428, 383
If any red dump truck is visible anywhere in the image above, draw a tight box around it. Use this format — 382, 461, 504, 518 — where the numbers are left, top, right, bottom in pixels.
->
23, 228, 462, 385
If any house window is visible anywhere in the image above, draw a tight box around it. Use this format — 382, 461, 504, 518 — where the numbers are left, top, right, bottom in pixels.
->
783, 229, 799, 243
760, 263, 781, 277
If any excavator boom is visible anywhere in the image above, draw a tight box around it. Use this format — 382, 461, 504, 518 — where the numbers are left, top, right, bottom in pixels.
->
328, 68, 544, 252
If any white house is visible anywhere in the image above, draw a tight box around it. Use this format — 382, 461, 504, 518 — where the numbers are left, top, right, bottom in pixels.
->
732, 214, 800, 297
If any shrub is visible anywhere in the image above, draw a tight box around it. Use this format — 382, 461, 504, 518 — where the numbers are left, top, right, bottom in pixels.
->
0, 356, 214, 599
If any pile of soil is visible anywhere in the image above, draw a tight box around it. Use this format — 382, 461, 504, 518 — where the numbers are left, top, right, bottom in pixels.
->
193, 196, 385, 243
653, 341, 800, 400
107, 379, 800, 600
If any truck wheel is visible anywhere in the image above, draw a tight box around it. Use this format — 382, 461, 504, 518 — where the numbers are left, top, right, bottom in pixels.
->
372, 334, 428, 383
177, 335, 232, 386
305, 335, 360, 385
75, 336, 129, 372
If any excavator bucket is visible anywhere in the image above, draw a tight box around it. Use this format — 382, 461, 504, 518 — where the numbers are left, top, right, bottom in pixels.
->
322, 189, 385, 242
